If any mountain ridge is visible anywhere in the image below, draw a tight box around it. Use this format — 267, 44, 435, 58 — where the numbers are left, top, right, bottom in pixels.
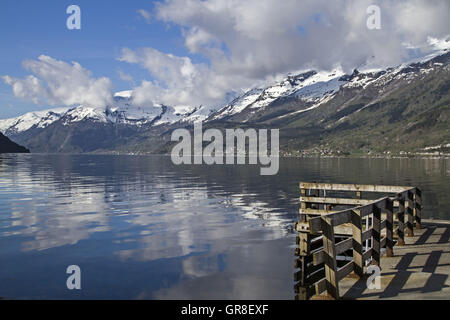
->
0, 132, 29, 153
1, 42, 449, 155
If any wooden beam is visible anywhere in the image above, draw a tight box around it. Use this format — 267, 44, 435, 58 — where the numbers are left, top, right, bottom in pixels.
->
314, 238, 353, 265
351, 209, 364, 277
372, 205, 381, 267
414, 188, 422, 230
335, 238, 353, 255
337, 261, 354, 282
397, 196, 406, 246
362, 229, 373, 242
328, 209, 353, 226
300, 196, 375, 206
299, 182, 412, 194
363, 248, 373, 262
406, 191, 415, 237
321, 217, 339, 299
385, 198, 394, 257
299, 208, 339, 215
380, 237, 387, 249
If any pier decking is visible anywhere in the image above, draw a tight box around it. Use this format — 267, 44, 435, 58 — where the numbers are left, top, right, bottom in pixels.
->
338, 219, 450, 299
294, 182, 450, 300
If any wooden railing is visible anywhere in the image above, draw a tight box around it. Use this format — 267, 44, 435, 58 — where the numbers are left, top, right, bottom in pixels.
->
294, 182, 422, 300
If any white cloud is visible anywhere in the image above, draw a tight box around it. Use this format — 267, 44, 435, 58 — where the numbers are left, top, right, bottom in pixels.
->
4, 1, 449, 110
118, 69, 134, 83
120, 0, 450, 107
2, 55, 113, 108
118, 47, 247, 107
137, 9, 152, 23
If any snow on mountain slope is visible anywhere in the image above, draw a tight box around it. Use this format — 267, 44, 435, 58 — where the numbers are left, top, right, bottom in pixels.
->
210, 88, 264, 120
1, 40, 449, 136
0, 107, 70, 135
0, 93, 210, 135
211, 68, 347, 120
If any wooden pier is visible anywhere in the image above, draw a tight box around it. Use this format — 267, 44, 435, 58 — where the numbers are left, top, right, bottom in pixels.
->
293, 182, 450, 300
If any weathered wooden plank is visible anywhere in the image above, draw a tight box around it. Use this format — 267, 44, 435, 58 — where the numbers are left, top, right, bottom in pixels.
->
406, 191, 415, 237
307, 218, 354, 236
385, 199, 394, 257
295, 222, 311, 233
313, 249, 325, 266
300, 196, 375, 206
337, 261, 354, 282
314, 238, 352, 266
295, 275, 327, 300
299, 208, 339, 215
295, 262, 324, 284
299, 188, 308, 223
298, 232, 310, 256
328, 210, 353, 227
321, 217, 339, 299
309, 217, 322, 234
414, 188, 422, 230
372, 205, 381, 266
362, 229, 373, 242
360, 204, 375, 218
363, 248, 373, 262
315, 278, 327, 296
380, 237, 387, 249
351, 209, 364, 277
305, 268, 326, 286
397, 196, 406, 246
335, 238, 353, 255
299, 182, 411, 193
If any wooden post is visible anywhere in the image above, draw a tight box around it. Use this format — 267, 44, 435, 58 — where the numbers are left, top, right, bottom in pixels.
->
313, 189, 320, 210
406, 191, 414, 237
385, 199, 394, 257
300, 188, 307, 222
414, 188, 422, 230
351, 209, 364, 277
299, 232, 311, 257
294, 231, 316, 300
372, 205, 381, 266
397, 194, 405, 246
321, 216, 339, 299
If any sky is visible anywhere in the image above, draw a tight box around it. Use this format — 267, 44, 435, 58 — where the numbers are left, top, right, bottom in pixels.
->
0, 0, 449, 118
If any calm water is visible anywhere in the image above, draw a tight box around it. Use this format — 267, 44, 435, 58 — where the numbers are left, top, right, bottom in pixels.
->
0, 154, 449, 299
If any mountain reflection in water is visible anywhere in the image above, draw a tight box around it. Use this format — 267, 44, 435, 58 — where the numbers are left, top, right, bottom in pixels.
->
0, 154, 448, 299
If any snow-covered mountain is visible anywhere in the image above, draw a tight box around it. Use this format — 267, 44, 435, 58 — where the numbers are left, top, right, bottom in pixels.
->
209, 69, 347, 121
0, 90, 209, 136
0, 69, 349, 134
0, 37, 449, 154
2, 36, 449, 135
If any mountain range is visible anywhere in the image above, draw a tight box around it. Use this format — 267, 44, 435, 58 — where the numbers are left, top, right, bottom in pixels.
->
1, 40, 449, 156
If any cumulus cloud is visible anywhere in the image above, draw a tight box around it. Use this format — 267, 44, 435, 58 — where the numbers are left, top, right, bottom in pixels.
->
2, 55, 113, 108
137, 9, 152, 23
121, 0, 450, 107
118, 47, 249, 107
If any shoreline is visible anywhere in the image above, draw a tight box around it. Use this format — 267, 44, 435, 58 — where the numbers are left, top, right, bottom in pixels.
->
5, 152, 450, 160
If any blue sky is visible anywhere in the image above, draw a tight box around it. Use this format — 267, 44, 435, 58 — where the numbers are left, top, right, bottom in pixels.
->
1, 0, 449, 119
0, 0, 196, 118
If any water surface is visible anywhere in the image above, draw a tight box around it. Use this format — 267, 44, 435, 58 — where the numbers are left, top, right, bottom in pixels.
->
0, 154, 448, 299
